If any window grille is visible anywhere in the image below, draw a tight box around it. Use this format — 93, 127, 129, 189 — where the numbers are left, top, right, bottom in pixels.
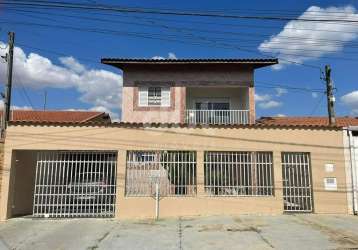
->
126, 151, 196, 196
204, 151, 274, 196
148, 87, 162, 106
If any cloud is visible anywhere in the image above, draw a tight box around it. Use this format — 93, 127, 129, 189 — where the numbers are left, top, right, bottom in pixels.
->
255, 93, 282, 109
0, 41, 123, 119
275, 88, 288, 97
168, 52, 177, 59
152, 52, 177, 60
255, 93, 271, 102
59, 56, 86, 73
312, 92, 319, 98
341, 90, 358, 114
151, 56, 165, 60
276, 113, 286, 117
0, 100, 33, 110
258, 100, 282, 109
258, 5, 358, 69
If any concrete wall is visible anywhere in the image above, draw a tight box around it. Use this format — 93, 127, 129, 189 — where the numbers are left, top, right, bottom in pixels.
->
0, 124, 348, 220
122, 65, 253, 123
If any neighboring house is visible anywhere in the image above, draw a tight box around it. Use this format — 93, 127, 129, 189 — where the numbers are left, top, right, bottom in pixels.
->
0, 110, 111, 124
258, 116, 358, 215
0, 58, 356, 221
257, 116, 358, 127
102, 58, 278, 124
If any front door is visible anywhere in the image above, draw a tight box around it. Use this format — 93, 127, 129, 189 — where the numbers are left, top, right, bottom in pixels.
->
282, 152, 313, 212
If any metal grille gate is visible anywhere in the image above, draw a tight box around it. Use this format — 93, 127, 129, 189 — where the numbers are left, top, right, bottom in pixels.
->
126, 151, 197, 196
282, 152, 313, 212
33, 151, 117, 218
204, 151, 274, 196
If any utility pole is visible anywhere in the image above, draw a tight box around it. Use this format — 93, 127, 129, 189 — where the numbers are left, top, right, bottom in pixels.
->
43, 90, 47, 111
1, 32, 15, 136
324, 65, 336, 126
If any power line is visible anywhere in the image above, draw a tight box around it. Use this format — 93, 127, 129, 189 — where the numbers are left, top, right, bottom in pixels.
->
7, 8, 358, 45
21, 6, 355, 35
17, 42, 102, 65
2, 7, 340, 68
309, 93, 325, 115
255, 81, 325, 93
8, 9, 358, 60
13, 72, 35, 109
8, 40, 327, 95
5, 9, 356, 69
2, 1, 358, 24
9, 0, 358, 16
0, 20, 329, 70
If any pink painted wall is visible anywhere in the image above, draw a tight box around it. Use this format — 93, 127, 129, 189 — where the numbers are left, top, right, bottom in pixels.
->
121, 65, 254, 123
122, 86, 185, 123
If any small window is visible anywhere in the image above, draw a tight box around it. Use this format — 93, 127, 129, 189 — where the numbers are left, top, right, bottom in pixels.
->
138, 86, 171, 107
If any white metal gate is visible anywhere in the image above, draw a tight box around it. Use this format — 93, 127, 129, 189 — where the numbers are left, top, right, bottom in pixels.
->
125, 151, 197, 196
350, 133, 358, 214
282, 152, 313, 212
204, 151, 274, 196
33, 151, 117, 218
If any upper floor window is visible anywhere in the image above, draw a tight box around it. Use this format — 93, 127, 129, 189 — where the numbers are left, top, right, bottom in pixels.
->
138, 86, 171, 107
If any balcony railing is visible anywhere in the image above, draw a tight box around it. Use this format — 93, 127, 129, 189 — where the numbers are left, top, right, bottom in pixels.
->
185, 110, 250, 125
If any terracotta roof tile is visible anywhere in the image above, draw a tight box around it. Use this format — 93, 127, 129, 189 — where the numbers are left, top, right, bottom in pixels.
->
256, 116, 358, 127
8, 120, 341, 131
0, 110, 110, 123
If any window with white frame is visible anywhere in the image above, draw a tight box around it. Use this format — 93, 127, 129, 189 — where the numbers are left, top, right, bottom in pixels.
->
138, 86, 171, 107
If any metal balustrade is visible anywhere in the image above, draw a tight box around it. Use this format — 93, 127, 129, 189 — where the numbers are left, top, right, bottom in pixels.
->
185, 109, 250, 125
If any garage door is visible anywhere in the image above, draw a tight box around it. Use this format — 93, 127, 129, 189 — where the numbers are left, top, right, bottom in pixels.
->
32, 151, 117, 218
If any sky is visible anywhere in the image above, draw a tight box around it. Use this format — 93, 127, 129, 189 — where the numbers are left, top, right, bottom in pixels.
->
0, 0, 358, 120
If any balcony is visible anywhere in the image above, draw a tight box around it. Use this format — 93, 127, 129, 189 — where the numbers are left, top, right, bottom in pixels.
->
185, 86, 252, 125
185, 109, 250, 125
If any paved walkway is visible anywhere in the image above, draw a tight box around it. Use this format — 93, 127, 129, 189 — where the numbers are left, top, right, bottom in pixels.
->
0, 214, 357, 249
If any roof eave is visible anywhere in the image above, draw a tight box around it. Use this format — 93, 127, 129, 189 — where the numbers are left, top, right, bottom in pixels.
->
101, 58, 279, 70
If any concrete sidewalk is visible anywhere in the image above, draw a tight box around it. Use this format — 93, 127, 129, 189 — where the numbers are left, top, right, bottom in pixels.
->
0, 214, 357, 250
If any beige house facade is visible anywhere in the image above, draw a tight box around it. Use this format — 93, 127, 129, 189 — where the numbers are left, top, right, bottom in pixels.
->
0, 122, 350, 220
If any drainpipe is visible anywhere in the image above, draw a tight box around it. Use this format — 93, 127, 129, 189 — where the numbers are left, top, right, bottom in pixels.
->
347, 127, 358, 215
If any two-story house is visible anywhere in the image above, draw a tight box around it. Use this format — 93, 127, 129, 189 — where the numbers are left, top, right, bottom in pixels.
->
0, 58, 354, 221
101, 58, 278, 124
